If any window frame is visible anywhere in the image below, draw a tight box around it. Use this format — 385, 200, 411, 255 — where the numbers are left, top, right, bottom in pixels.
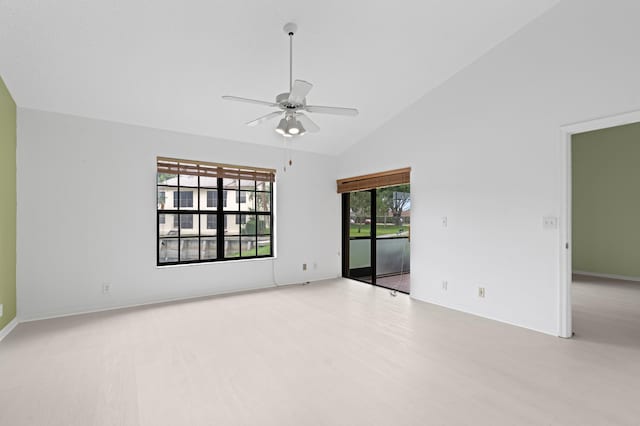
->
157, 169, 274, 266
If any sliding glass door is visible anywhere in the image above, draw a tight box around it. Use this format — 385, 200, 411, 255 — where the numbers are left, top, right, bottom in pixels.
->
344, 190, 374, 283
374, 186, 410, 293
342, 185, 411, 293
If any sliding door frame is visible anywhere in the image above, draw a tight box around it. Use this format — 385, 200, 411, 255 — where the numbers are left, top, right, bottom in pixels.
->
342, 189, 377, 284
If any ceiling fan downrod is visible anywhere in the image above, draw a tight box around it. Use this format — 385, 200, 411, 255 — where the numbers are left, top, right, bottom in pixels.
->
283, 23, 298, 93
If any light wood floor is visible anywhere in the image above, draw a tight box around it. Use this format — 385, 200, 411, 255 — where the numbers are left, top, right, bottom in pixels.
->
377, 273, 411, 293
1, 276, 639, 425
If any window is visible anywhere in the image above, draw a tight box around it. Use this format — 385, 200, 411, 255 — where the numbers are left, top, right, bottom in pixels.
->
173, 191, 193, 208
207, 190, 217, 208
180, 215, 193, 229
157, 157, 275, 265
207, 215, 216, 229
171, 215, 193, 230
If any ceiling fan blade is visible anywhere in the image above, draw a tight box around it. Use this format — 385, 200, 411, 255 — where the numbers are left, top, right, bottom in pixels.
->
296, 113, 320, 133
305, 105, 359, 116
288, 80, 313, 105
246, 111, 283, 127
222, 96, 279, 107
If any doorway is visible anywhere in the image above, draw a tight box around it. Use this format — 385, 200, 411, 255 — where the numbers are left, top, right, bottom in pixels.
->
342, 185, 411, 293
559, 109, 640, 338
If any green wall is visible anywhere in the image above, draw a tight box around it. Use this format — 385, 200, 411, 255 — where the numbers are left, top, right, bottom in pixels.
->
572, 122, 640, 278
0, 75, 16, 330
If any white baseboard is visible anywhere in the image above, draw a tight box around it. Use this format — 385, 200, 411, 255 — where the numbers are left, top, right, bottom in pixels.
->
0, 317, 19, 343
19, 277, 340, 323
19, 282, 285, 323
573, 270, 640, 282
409, 295, 558, 337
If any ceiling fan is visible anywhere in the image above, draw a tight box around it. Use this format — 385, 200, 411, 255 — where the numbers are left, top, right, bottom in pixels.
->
222, 23, 359, 137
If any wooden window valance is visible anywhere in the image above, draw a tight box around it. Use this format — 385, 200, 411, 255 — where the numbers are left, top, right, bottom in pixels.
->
157, 157, 276, 182
336, 167, 411, 193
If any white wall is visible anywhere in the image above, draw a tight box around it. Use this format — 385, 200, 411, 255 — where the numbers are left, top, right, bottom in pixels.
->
17, 109, 340, 320
338, 0, 640, 335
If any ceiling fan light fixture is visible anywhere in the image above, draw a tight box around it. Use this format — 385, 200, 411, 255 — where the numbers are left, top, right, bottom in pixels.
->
288, 124, 300, 135
287, 118, 305, 136
275, 118, 288, 135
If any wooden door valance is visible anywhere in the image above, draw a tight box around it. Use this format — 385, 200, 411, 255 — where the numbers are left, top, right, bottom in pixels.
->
336, 167, 410, 193
157, 157, 276, 182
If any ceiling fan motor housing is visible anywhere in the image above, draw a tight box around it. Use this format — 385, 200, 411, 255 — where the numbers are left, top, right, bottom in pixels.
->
276, 92, 305, 110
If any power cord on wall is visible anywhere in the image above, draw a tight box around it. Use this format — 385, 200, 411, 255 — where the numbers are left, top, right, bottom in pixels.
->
271, 259, 310, 288
271, 258, 280, 288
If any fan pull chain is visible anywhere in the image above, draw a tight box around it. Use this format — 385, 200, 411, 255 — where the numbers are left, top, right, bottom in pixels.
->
282, 136, 293, 171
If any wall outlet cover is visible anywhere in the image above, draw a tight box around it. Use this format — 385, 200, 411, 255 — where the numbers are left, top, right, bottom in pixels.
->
543, 216, 558, 230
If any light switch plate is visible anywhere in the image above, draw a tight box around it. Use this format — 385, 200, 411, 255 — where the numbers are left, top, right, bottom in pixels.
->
543, 216, 558, 230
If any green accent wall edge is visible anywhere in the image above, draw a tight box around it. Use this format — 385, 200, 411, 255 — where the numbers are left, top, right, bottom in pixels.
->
572, 122, 640, 278
0, 75, 17, 331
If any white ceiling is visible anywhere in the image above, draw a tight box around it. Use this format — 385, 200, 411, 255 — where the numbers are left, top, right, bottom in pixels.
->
0, 0, 559, 155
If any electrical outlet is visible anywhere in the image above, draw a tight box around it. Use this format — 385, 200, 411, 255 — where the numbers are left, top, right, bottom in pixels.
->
302, 263, 307, 271
102, 283, 111, 294
0, 303, 3, 317
441, 216, 448, 228
478, 287, 485, 298
442, 281, 448, 291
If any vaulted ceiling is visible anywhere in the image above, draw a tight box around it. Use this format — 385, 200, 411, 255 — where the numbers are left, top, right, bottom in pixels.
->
0, 0, 559, 154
